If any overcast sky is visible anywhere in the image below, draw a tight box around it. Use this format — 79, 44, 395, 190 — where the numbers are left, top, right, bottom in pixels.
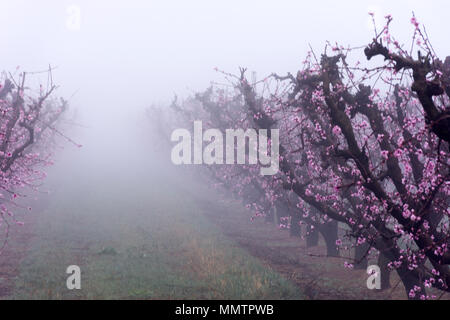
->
1, 0, 448, 121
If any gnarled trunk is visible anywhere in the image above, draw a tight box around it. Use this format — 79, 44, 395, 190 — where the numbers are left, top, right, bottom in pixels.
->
306, 225, 319, 247
354, 242, 370, 270
319, 221, 339, 257
378, 252, 391, 290
290, 213, 301, 237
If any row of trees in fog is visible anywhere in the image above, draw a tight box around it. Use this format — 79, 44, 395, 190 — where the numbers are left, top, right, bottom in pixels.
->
151, 16, 449, 299
0, 69, 67, 253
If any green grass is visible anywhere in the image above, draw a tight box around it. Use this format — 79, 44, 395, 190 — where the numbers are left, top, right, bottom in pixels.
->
6, 159, 303, 299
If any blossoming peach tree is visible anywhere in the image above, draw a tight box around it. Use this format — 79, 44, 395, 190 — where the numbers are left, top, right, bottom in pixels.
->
0, 69, 69, 253
163, 16, 449, 299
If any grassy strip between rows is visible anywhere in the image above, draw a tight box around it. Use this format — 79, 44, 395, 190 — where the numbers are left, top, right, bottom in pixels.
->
6, 168, 303, 299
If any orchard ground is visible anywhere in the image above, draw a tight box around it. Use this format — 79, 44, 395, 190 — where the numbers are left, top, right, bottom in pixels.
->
0, 122, 448, 300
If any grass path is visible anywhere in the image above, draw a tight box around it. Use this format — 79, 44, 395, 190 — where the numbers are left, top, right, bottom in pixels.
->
3, 138, 303, 299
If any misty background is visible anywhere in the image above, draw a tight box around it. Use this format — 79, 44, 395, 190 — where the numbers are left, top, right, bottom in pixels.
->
1, 0, 449, 127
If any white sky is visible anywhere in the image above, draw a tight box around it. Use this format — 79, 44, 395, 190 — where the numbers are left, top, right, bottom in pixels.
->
0, 0, 448, 119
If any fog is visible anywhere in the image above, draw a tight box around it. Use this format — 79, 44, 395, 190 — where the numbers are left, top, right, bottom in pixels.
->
2, 0, 448, 154
1, 0, 449, 300
2, 1, 449, 110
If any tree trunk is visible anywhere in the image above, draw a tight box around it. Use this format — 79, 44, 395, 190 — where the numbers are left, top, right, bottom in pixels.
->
275, 202, 289, 225
306, 225, 319, 247
265, 206, 275, 223
354, 242, 370, 270
382, 247, 426, 299
290, 213, 301, 237
319, 221, 339, 257
378, 252, 391, 290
